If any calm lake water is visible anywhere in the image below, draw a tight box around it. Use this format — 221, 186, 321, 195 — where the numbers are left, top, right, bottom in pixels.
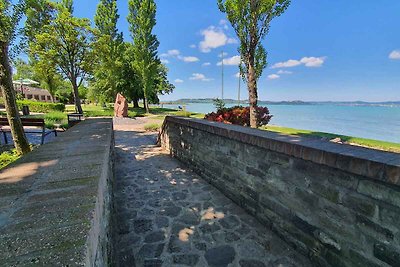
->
161, 103, 400, 143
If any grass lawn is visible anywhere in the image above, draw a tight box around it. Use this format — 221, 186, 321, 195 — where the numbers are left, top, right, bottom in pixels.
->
263, 125, 400, 153
65, 104, 204, 119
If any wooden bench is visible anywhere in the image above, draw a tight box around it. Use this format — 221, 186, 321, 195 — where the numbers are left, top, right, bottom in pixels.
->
0, 117, 57, 145
67, 113, 84, 127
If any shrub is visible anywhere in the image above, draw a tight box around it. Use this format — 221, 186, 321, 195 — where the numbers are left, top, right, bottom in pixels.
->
204, 106, 272, 127
213, 98, 226, 110
17, 100, 65, 112
0, 149, 20, 170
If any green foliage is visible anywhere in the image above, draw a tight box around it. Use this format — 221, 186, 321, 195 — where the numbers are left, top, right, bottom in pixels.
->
32, 0, 93, 113
0, 149, 20, 170
213, 98, 226, 110
43, 111, 67, 129
218, 0, 290, 82
12, 58, 34, 80
128, 0, 160, 112
91, 0, 125, 102
16, 99, 65, 112
0, 0, 25, 44
24, 0, 63, 101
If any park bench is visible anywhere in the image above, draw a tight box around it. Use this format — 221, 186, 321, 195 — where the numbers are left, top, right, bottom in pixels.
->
67, 113, 84, 127
0, 117, 57, 145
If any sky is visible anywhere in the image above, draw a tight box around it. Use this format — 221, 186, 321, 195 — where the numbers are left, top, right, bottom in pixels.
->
53, 1, 400, 101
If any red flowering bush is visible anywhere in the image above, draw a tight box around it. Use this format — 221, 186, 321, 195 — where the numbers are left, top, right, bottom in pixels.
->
204, 106, 272, 127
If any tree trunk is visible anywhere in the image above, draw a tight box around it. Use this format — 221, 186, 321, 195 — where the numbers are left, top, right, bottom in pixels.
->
0, 42, 31, 154
144, 97, 150, 113
71, 79, 83, 114
133, 97, 139, 108
247, 56, 258, 128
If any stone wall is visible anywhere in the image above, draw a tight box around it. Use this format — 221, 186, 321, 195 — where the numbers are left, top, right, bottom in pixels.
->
160, 116, 400, 267
0, 118, 114, 266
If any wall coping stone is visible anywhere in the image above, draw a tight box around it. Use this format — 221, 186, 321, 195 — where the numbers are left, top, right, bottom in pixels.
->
164, 116, 400, 186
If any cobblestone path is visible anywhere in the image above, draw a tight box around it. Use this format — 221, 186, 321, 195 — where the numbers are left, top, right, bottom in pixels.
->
113, 118, 311, 267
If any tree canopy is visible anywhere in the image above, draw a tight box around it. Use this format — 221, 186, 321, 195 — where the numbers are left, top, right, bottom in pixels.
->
218, 0, 290, 127
32, 0, 93, 113
128, 0, 160, 113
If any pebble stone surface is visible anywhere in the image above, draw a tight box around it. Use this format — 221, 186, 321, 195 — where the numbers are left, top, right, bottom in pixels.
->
113, 117, 312, 267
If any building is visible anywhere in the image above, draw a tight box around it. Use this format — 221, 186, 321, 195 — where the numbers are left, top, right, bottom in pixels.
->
13, 85, 58, 102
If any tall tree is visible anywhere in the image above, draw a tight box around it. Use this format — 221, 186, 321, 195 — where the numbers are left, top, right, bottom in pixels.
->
218, 0, 290, 128
0, 0, 31, 154
118, 42, 142, 107
24, 0, 60, 102
128, 0, 160, 113
92, 0, 124, 102
33, 0, 93, 114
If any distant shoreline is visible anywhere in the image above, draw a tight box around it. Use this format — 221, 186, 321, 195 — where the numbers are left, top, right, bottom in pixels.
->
160, 99, 400, 107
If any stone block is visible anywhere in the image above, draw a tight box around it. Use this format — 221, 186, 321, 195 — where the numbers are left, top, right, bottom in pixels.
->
357, 180, 400, 208
373, 241, 400, 266
342, 193, 378, 217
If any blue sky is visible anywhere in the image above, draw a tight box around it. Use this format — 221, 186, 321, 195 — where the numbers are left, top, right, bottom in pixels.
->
70, 1, 399, 101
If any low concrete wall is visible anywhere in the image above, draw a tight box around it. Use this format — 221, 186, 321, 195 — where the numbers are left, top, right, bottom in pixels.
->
160, 116, 400, 267
0, 118, 114, 266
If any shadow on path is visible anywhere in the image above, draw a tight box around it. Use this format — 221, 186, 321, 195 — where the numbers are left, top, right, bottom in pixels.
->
112, 120, 311, 267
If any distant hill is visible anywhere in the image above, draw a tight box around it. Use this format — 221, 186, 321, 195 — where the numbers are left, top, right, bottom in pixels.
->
161, 99, 400, 107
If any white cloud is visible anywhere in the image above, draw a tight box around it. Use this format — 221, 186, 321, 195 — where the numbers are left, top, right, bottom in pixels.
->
160, 59, 169, 64
389, 50, 400, 60
182, 56, 200, 62
199, 26, 236, 53
268, 74, 280, 80
174, 79, 184, 83
189, 73, 213, 82
190, 44, 196, 49
202, 62, 211, 66
217, 55, 241, 66
271, 59, 301, 69
161, 49, 181, 57
271, 56, 326, 68
300, 57, 326, 67
234, 72, 241, 78
277, 70, 292, 74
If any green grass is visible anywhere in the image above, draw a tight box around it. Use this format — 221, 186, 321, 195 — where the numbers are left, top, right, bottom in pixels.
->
64, 104, 205, 120
0, 149, 20, 170
262, 125, 400, 153
144, 123, 162, 132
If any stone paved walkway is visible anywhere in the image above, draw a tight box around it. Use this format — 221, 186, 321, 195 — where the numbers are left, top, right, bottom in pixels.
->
113, 118, 312, 267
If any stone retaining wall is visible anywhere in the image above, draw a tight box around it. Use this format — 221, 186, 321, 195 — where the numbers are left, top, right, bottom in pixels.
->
160, 116, 400, 266
0, 118, 114, 266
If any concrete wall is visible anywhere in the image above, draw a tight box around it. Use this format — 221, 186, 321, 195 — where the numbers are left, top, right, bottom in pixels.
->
160, 116, 400, 267
0, 119, 114, 266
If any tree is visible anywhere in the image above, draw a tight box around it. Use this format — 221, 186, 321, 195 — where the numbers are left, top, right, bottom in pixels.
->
0, 0, 31, 155
12, 58, 34, 80
128, 0, 160, 113
24, 0, 61, 102
33, 0, 93, 114
218, 0, 290, 127
150, 62, 174, 104
118, 42, 142, 107
91, 0, 124, 103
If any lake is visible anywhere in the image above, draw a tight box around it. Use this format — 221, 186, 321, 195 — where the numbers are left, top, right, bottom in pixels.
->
161, 103, 400, 143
